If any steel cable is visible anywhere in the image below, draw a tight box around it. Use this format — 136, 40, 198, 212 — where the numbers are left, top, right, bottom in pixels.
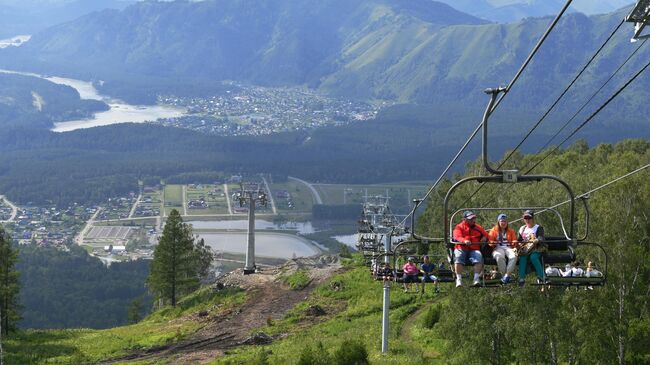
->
398, 0, 575, 228
461, 19, 627, 207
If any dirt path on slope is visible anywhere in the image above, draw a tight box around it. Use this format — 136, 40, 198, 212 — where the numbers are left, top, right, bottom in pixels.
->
399, 304, 428, 343
98, 256, 343, 365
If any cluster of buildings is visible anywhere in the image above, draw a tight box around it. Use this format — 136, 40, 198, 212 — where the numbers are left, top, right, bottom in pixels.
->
275, 190, 295, 209
2, 204, 93, 247
188, 198, 208, 209
156, 84, 379, 136
134, 194, 160, 217
0, 206, 12, 220
96, 195, 138, 220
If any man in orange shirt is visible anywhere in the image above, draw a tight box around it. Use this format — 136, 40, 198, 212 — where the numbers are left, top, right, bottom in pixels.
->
453, 211, 488, 287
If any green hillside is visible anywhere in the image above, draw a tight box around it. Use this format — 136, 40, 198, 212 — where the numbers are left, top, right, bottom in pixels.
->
3, 138, 647, 364
0, 73, 108, 128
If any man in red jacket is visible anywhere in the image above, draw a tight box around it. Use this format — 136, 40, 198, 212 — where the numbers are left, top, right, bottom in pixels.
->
453, 211, 488, 287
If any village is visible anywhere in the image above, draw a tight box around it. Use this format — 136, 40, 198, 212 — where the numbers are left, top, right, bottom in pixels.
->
155, 84, 380, 136
0, 176, 427, 264
0, 175, 316, 263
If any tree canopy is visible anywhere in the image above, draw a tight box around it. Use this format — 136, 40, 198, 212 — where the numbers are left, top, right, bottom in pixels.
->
147, 209, 213, 307
418, 139, 650, 364
0, 226, 20, 335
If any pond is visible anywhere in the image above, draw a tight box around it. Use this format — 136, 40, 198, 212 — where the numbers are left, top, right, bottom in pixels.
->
197, 232, 320, 259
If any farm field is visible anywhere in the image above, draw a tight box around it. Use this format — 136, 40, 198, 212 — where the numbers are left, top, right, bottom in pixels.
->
163, 184, 184, 216
314, 182, 429, 213
86, 180, 430, 225
185, 184, 230, 215
268, 179, 315, 213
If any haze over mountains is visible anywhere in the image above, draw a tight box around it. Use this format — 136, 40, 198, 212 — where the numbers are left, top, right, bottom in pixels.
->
0, 0, 134, 38
0, 0, 647, 115
434, 0, 635, 23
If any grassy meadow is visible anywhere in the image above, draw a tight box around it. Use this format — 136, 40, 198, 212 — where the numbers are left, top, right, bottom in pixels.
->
4, 257, 449, 364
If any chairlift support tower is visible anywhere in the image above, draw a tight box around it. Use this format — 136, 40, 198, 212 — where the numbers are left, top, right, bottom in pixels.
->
358, 195, 407, 354
233, 182, 268, 275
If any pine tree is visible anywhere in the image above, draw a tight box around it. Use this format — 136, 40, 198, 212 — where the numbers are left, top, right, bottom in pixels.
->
0, 226, 20, 335
127, 296, 144, 324
194, 238, 214, 284
147, 209, 199, 307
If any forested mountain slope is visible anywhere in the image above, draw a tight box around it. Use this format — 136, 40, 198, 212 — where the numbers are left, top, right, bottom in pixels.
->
0, 0, 482, 98
0, 73, 108, 128
0, 0, 646, 112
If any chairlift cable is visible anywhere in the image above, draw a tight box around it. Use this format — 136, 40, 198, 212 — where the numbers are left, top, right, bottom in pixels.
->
398, 1, 575, 228
525, 50, 650, 174
501, 19, 626, 165
531, 163, 649, 218
491, 0, 575, 112
461, 19, 627, 207
472, 38, 648, 210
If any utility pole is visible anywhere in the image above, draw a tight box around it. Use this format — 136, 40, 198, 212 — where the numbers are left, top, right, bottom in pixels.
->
381, 232, 391, 353
357, 195, 406, 354
233, 182, 267, 275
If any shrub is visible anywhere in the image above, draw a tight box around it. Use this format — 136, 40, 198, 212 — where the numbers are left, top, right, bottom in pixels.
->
297, 341, 332, 365
339, 244, 352, 258
250, 349, 270, 365
282, 269, 311, 290
422, 304, 442, 329
333, 340, 369, 365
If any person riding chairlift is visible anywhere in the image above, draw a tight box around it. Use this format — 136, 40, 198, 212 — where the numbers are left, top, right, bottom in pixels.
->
487, 213, 518, 284
516, 210, 547, 287
452, 211, 488, 287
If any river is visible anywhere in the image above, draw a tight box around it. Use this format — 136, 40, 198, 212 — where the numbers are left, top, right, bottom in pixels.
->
0, 69, 186, 132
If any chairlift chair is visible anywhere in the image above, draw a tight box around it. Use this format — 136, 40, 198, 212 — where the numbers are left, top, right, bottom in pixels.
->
440, 88, 607, 288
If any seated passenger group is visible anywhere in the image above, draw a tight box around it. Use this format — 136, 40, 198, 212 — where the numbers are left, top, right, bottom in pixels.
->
452, 209, 549, 287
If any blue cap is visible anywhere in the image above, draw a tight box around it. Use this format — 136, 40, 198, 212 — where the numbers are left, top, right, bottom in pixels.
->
497, 213, 507, 221
463, 211, 477, 219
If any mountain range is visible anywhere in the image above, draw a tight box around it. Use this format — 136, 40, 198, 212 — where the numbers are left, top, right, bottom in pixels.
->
0, 0, 646, 115
0, 0, 134, 39
433, 0, 635, 23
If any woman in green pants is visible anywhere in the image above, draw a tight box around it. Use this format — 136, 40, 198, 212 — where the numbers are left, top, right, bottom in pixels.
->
516, 210, 546, 287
